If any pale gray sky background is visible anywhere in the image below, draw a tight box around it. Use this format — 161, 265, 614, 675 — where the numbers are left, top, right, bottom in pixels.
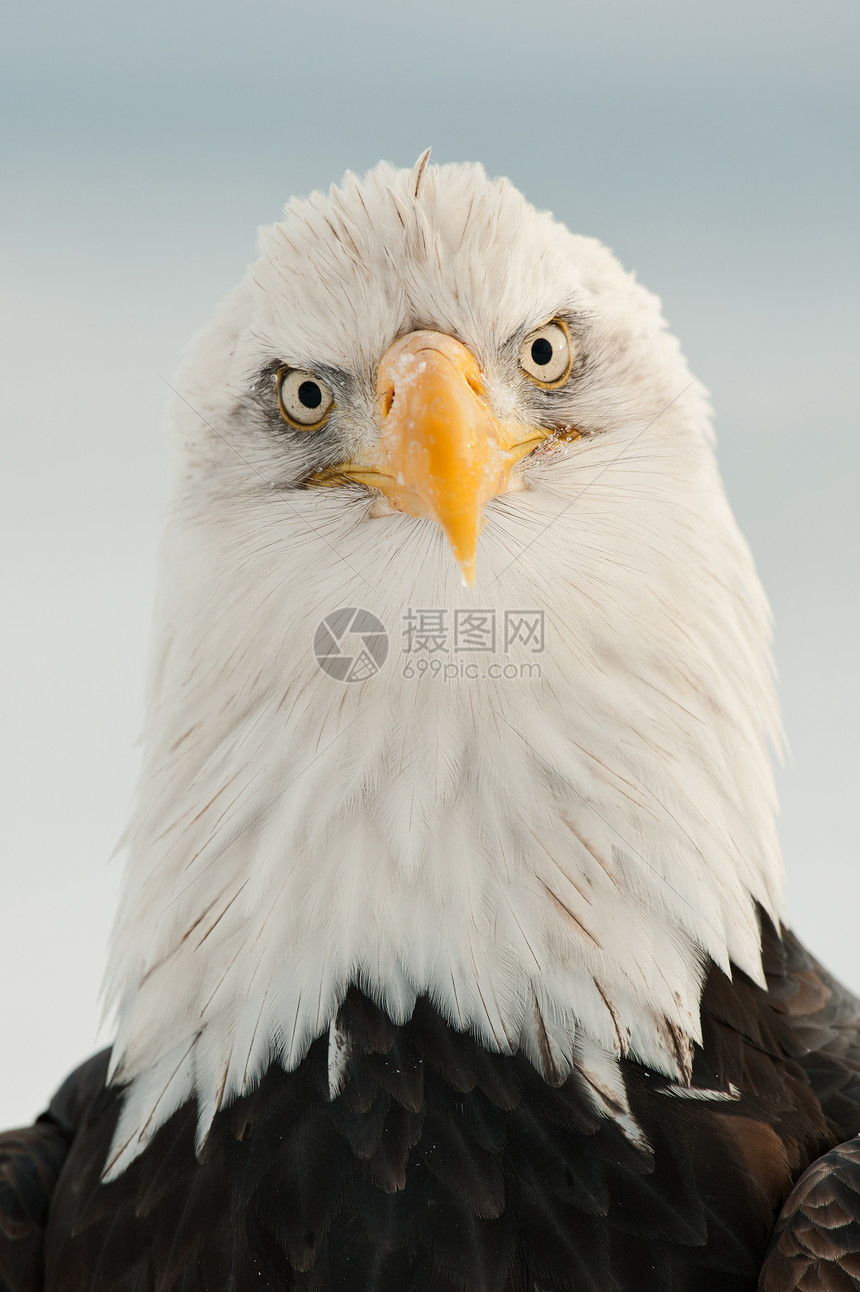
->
1, 0, 858, 1126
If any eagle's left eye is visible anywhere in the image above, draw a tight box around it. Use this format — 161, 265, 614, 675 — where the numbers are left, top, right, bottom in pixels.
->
276, 367, 334, 430
519, 319, 573, 388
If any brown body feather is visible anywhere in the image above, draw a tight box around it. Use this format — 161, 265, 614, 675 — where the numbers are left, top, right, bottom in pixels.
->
2, 917, 860, 1291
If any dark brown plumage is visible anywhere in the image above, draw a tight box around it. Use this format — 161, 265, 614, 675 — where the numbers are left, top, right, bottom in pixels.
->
2, 915, 860, 1291
760, 1138, 860, 1291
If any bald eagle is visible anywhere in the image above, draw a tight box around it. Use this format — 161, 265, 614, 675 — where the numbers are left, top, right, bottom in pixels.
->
2, 155, 859, 1292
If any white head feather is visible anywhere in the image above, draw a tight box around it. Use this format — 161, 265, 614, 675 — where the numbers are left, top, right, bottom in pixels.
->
103, 158, 782, 1176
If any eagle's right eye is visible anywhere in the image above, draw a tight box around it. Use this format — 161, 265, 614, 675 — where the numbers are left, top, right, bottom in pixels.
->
519, 319, 573, 388
276, 367, 334, 430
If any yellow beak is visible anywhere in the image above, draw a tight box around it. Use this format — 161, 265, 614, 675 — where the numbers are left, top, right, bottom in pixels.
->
316, 331, 547, 586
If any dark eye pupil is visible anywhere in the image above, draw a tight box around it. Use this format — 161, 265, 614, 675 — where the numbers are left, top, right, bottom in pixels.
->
531, 337, 553, 366
298, 380, 322, 409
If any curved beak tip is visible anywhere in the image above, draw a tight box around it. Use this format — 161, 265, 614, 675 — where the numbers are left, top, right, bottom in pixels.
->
459, 559, 477, 589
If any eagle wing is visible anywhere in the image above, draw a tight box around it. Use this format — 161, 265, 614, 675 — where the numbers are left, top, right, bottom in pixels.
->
0, 1052, 109, 1292
759, 1137, 860, 1292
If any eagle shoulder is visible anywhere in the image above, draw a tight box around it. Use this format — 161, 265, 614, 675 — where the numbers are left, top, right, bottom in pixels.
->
0, 1051, 108, 1292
